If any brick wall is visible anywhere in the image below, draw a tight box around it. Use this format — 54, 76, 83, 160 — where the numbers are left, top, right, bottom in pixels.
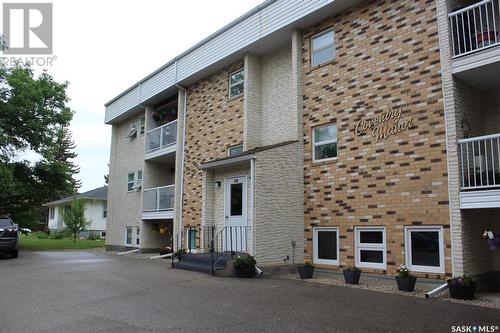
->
182, 61, 245, 228
302, 0, 451, 277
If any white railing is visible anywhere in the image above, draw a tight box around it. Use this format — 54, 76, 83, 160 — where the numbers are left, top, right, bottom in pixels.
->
143, 185, 175, 212
145, 120, 177, 154
459, 133, 500, 190
449, 0, 500, 57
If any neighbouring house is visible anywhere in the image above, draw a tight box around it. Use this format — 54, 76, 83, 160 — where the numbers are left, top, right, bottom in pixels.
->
103, 0, 500, 291
44, 186, 108, 238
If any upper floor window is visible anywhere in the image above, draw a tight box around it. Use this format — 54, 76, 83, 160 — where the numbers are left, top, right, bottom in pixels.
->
127, 170, 142, 192
229, 69, 244, 98
128, 120, 138, 140
311, 29, 335, 66
103, 202, 107, 218
228, 144, 243, 157
313, 123, 337, 162
139, 116, 145, 135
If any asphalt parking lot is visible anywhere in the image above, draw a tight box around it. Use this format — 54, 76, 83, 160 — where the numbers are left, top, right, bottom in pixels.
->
1, 250, 499, 333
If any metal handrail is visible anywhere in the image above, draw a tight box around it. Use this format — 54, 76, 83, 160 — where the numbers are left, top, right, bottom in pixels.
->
211, 226, 251, 275
142, 185, 174, 212
458, 133, 500, 190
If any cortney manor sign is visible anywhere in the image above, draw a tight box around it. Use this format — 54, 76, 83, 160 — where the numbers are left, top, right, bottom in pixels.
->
354, 109, 415, 142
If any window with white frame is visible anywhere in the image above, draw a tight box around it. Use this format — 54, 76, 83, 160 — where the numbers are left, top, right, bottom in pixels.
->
313, 123, 337, 162
139, 116, 145, 135
103, 202, 107, 218
49, 207, 55, 219
228, 144, 243, 157
100, 231, 106, 239
355, 227, 386, 269
405, 226, 444, 273
128, 120, 138, 140
311, 29, 335, 66
229, 69, 244, 98
313, 227, 339, 265
125, 227, 133, 246
127, 171, 142, 192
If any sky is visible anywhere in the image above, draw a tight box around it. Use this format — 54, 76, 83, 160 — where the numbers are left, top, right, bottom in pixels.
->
4, 0, 264, 192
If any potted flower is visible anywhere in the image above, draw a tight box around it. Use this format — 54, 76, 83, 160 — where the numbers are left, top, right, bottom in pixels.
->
343, 266, 361, 285
396, 265, 417, 292
482, 230, 500, 251
297, 261, 315, 279
234, 254, 256, 278
174, 248, 187, 261
448, 276, 476, 300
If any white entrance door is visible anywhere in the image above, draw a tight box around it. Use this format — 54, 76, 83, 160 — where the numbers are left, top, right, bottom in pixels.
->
224, 175, 247, 252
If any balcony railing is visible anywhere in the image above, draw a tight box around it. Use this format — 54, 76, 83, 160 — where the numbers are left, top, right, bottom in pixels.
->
143, 185, 174, 212
459, 133, 500, 190
449, 0, 500, 57
145, 120, 177, 154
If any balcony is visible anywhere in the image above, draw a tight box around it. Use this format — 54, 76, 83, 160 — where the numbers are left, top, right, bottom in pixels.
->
449, 0, 500, 87
145, 120, 177, 161
458, 133, 500, 208
142, 185, 175, 220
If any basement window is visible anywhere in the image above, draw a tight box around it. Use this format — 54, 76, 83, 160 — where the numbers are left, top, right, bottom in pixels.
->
405, 226, 444, 273
313, 123, 337, 162
125, 227, 133, 246
313, 227, 339, 265
229, 69, 244, 98
311, 29, 335, 66
355, 227, 386, 269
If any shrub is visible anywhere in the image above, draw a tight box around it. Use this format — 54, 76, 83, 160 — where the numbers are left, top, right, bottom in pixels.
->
50, 232, 63, 240
33, 231, 49, 239
234, 254, 256, 269
449, 275, 475, 286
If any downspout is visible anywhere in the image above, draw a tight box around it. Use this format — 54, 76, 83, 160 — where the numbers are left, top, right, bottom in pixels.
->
250, 157, 256, 257
175, 59, 187, 249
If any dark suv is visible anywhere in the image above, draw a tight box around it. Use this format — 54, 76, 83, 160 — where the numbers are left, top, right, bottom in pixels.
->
0, 215, 19, 258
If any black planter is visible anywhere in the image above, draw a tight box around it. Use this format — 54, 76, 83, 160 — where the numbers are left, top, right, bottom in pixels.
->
343, 269, 361, 285
396, 276, 417, 292
235, 265, 256, 278
448, 280, 476, 300
297, 265, 314, 279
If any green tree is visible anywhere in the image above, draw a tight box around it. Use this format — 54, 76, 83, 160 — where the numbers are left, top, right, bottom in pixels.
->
0, 65, 77, 227
63, 199, 90, 243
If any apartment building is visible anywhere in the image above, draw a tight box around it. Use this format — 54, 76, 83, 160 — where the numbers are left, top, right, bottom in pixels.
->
437, 0, 500, 290
104, 0, 499, 290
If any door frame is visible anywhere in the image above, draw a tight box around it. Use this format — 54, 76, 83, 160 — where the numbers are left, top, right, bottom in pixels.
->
224, 175, 248, 228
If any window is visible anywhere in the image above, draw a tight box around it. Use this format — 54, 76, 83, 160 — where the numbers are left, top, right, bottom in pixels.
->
103, 202, 107, 218
405, 226, 444, 273
125, 227, 133, 246
139, 116, 145, 135
313, 123, 337, 162
311, 29, 335, 66
127, 173, 135, 192
128, 120, 138, 140
127, 171, 142, 192
228, 144, 243, 157
313, 227, 339, 265
100, 231, 106, 238
0, 218, 13, 227
136, 227, 140, 246
355, 227, 386, 269
229, 69, 244, 98
49, 207, 55, 219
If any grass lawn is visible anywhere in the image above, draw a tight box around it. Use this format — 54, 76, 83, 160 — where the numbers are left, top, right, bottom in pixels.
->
19, 234, 105, 251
